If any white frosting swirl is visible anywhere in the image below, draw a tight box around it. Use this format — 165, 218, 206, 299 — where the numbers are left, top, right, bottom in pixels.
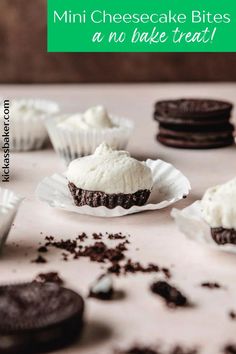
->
201, 178, 236, 229
58, 106, 115, 130
66, 143, 153, 194
9, 99, 58, 120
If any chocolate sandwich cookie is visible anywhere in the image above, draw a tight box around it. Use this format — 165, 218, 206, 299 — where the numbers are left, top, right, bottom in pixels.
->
211, 227, 236, 245
159, 122, 235, 133
157, 133, 234, 149
154, 98, 235, 149
154, 99, 233, 120
0, 282, 84, 354
155, 115, 231, 126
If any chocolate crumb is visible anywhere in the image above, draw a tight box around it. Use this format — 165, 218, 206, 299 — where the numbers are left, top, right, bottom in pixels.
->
201, 282, 221, 289
123, 260, 159, 274
31, 255, 47, 264
45, 236, 54, 241
62, 252, 69, 261
170, 347, 198, 354
76, 242, 126, 263
114, 346, 158, 354
150, 281, 189, 308
108, 263, 122, 275
229, 311, 236, 320
115, 346, 198, 354
224, 345, 236, 354
77, 233, 88, 242
37, 246, 48, 253
46, 238, 77, 254
93, 233, 103, 240
108, 233, 127, 240
34, 272, 64, 285
162, 268, 172, 279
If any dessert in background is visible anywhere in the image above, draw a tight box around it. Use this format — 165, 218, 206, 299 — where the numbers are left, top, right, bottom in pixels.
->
154, 98, 235, 149
201, 178, 236, 244
0, 282, 84, 353
0, 99, 59, 151
45, 105, 134, 164
66, 143, 153, 209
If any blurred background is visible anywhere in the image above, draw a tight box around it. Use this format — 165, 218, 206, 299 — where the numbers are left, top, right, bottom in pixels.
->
1, 0, 236, 84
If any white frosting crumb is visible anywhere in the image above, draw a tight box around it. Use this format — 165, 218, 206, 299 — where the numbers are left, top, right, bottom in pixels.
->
57, 106, 115, 130
201, 178, 236, 229
66, 143, 153, 194
91, 275, 113, 295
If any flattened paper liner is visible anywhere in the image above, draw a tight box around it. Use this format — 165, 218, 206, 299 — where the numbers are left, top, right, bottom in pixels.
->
36, 159, 191, 218
0, 188, 23, 251
45, 115, 134, 165
171, 201, 236, 254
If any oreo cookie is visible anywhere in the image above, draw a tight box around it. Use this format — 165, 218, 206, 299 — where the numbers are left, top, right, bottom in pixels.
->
157, 134, 234, 150
154, 98, 235, 149
155, 99, 233, 119
0, 282, 84, 354
211, 227, 236, 245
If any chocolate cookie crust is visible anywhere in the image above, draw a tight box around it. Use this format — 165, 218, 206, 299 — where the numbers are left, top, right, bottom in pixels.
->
155, 99, 233, 119
211, 227, 236, 245
68, 182, 151, 209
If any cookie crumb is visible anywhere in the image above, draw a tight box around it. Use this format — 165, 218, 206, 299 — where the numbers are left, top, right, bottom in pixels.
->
201, 282, 221, 289
229, 311, 236, 320
31, 255, 47, 264
34, 272, 63, 285
150, 281, 190, 308
224, 344, 236, 354
77, 233, 88, 242
37, 246, 48, 253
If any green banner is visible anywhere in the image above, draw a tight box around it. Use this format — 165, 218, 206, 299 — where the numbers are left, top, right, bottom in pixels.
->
47, 0, 236, 52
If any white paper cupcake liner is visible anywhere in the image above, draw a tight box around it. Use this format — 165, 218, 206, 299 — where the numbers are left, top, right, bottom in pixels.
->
0, 99, 60, 151
171, 201, 236, 254
36, 159, 191, 218
44, 115, 134, 165
0, 188, 23, 251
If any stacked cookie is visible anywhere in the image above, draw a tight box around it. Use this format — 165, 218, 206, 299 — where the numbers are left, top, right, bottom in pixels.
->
154, 99, 235, 149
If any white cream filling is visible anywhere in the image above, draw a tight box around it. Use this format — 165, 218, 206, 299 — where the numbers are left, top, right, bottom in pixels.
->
57, 106, 115, 131
66, 143, 153, 194
201, 178, 236, 229
7, 99, 58, 120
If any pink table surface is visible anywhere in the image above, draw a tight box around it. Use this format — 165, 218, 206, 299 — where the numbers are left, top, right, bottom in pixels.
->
0, 84, 236, 354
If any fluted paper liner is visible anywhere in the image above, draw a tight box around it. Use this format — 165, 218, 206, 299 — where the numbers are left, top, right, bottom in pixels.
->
0, 188, 23, 251
36, 159, 191, 218
172, 201, 236, 254
44, 115, 134, 165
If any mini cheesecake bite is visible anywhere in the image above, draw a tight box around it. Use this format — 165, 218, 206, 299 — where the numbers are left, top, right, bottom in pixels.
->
201, 178, 236, 245
45, 105, 134, 164
66, 143, 153, 209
